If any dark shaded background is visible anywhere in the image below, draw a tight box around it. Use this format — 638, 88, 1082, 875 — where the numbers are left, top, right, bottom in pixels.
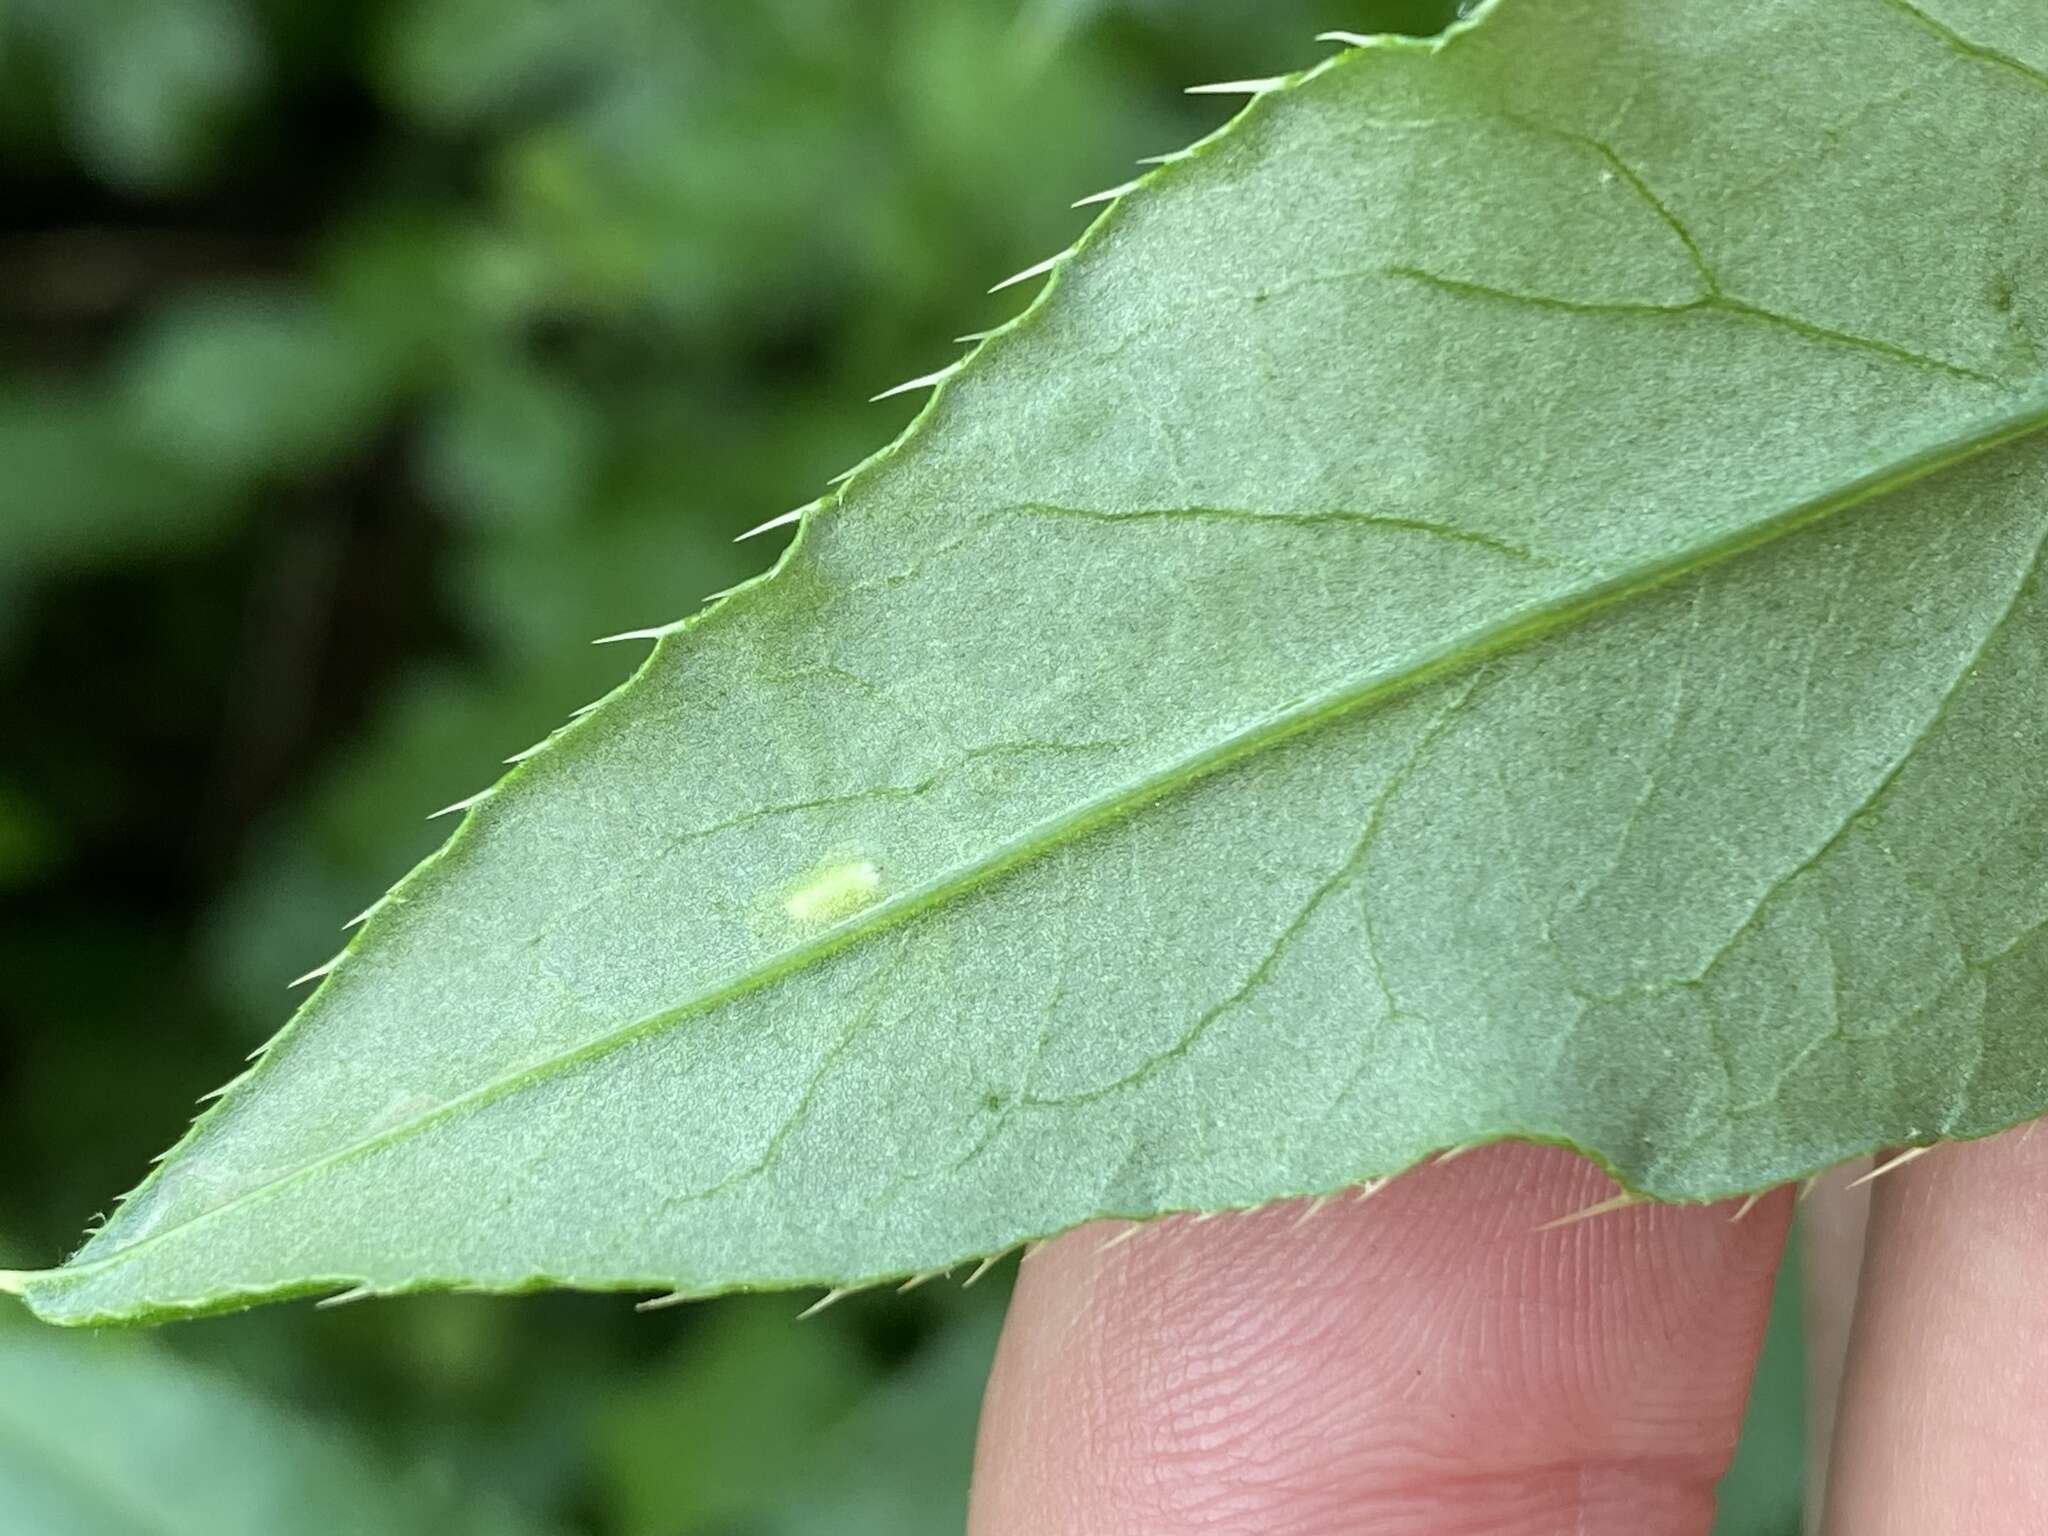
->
0, 1, 1802, 1528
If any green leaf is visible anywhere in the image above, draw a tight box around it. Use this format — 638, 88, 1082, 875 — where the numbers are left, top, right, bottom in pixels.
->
767, 1308, 1005, 1536
11, 0, 2048, 1325
0, 1318, 555, 1534
0, 386, 227, 574
592, 1295, 1004, 1536
1710, 1229, 1806, 1535
120, 286, 402, 483
593, 1296, 871, 1534
20, 0, 263, 192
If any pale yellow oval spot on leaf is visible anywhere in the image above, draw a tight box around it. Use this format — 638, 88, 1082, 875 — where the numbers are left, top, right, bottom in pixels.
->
783, 858, 883, 926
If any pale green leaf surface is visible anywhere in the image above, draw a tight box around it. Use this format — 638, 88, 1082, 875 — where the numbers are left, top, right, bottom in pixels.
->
13, 0, 2048, 1323
0, 1320, 553, 1534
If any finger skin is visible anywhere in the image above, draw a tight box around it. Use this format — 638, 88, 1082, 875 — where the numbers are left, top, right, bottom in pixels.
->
1823, 1123, 2048, 1534
970, 1144, 1791, 1536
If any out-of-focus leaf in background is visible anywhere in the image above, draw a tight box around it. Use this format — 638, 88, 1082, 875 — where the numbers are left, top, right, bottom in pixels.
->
0, 0, 1797, 1526
1715, 1241, 1807, 1536
593, 1296, 1004, 1536
9, 0, 264, 193
0, 1308, 556, 1536
595, 1297, 873, 1534
771, 1307, 1008, 1536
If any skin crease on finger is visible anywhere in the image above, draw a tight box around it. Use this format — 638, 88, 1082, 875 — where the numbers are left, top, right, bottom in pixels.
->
969, 1143, 1792, 1536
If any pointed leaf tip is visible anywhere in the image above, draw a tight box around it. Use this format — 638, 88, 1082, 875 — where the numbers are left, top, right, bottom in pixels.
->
869, 366, 958, 402
425, 790, 492, 821
1848, 1146, 1932, 1188
1072, 179, 1142, 208
735, 505, 811, 542
989, 251, 1070, 293
1185, 77, 1288, 96
1535, 1193, 1647, 1233
795, 1287, 853, 1319
288, 957, 340, 989
592, 624, 682, 646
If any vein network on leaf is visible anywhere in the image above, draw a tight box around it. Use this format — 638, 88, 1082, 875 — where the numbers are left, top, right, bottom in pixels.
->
14, 0, 2048, 1328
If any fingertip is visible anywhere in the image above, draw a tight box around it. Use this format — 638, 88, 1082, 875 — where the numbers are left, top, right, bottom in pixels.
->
1822, 1122, 2048, 1532
972, 1146, 1790, 1535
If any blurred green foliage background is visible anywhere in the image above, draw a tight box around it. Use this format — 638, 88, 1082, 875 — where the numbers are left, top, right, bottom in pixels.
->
0, 0, 1802, 1529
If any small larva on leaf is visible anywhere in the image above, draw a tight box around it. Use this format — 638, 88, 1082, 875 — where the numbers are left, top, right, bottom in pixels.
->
782, 857, 883, 927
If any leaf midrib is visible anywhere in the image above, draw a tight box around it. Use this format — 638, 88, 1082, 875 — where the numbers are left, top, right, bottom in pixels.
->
40, 393, 2048, 1298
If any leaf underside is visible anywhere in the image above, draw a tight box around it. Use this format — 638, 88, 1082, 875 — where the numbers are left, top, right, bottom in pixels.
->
16, 0, 2048, 1325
